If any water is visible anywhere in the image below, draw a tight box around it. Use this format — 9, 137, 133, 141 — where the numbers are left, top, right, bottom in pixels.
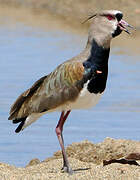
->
0, 10, 140, 167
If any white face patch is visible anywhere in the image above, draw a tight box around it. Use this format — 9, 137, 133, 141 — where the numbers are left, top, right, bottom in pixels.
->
108, 10, 122, 15
106, 10, 122, 34
103, 10, 122, 16
110, 20, 118, 33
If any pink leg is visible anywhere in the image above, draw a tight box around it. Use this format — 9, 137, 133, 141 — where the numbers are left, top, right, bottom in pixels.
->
55, 110, 73, 174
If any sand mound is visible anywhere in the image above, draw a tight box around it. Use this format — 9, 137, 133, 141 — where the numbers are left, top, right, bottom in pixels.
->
1, 138, 140, 179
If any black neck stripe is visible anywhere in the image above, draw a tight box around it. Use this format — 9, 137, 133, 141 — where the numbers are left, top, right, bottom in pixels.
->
83, 39, 110, 94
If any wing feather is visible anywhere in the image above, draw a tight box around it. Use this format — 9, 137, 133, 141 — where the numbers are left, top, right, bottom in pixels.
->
9, 61, 91, 120
8, 75, 47, 120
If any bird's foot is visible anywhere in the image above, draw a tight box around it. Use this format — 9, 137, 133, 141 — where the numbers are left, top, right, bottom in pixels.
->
61, 166, 74, 175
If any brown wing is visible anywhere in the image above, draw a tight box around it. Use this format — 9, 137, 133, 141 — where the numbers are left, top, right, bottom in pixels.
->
35, 61, 86, 113
9, 61, 86, 120
8, 75, 47, 120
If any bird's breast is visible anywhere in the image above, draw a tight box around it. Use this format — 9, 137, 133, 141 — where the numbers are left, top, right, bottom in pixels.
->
68, 80, 103, 110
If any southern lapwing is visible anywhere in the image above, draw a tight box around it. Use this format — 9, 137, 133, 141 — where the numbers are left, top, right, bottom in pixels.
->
8, 10, 133, 174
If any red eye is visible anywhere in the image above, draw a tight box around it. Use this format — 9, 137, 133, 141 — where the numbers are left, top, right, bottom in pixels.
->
106, 15, 115, 21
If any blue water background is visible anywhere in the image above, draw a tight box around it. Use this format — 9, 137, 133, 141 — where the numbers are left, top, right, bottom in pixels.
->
0, 17, 140, 166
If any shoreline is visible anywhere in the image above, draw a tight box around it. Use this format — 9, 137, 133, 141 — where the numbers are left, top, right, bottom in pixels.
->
0, 4, 139, 55
0, 0, 140, 28
1, 138, 140, 179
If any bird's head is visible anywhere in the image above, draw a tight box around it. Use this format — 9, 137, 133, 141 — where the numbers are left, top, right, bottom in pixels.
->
84, 10, 133, 48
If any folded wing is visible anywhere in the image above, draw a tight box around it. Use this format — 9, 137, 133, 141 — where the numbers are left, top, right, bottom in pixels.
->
8, 61, 90, 121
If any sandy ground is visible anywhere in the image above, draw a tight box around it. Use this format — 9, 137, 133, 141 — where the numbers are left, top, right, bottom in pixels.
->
0, 138, 140, 179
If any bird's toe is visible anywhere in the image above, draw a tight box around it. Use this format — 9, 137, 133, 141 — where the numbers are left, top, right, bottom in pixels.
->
61, 166, 74, 175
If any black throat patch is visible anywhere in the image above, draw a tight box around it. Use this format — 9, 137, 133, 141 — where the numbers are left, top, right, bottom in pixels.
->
83, 39, 110, 94
112, 26, 122, 38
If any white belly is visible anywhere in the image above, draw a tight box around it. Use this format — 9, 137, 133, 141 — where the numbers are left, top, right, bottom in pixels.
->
53, 82, 103, 111
68, 89, 102, 110
22, 83, 103, 131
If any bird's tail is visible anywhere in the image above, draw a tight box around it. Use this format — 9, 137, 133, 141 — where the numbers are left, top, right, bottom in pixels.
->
11, 113, 42, 133
12, 117, 26, 133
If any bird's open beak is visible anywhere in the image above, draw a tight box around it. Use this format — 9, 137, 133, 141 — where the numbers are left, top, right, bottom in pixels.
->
118, 19, 133, 34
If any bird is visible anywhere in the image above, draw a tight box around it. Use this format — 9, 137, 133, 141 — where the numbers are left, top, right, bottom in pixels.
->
8, 10, 133, 174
